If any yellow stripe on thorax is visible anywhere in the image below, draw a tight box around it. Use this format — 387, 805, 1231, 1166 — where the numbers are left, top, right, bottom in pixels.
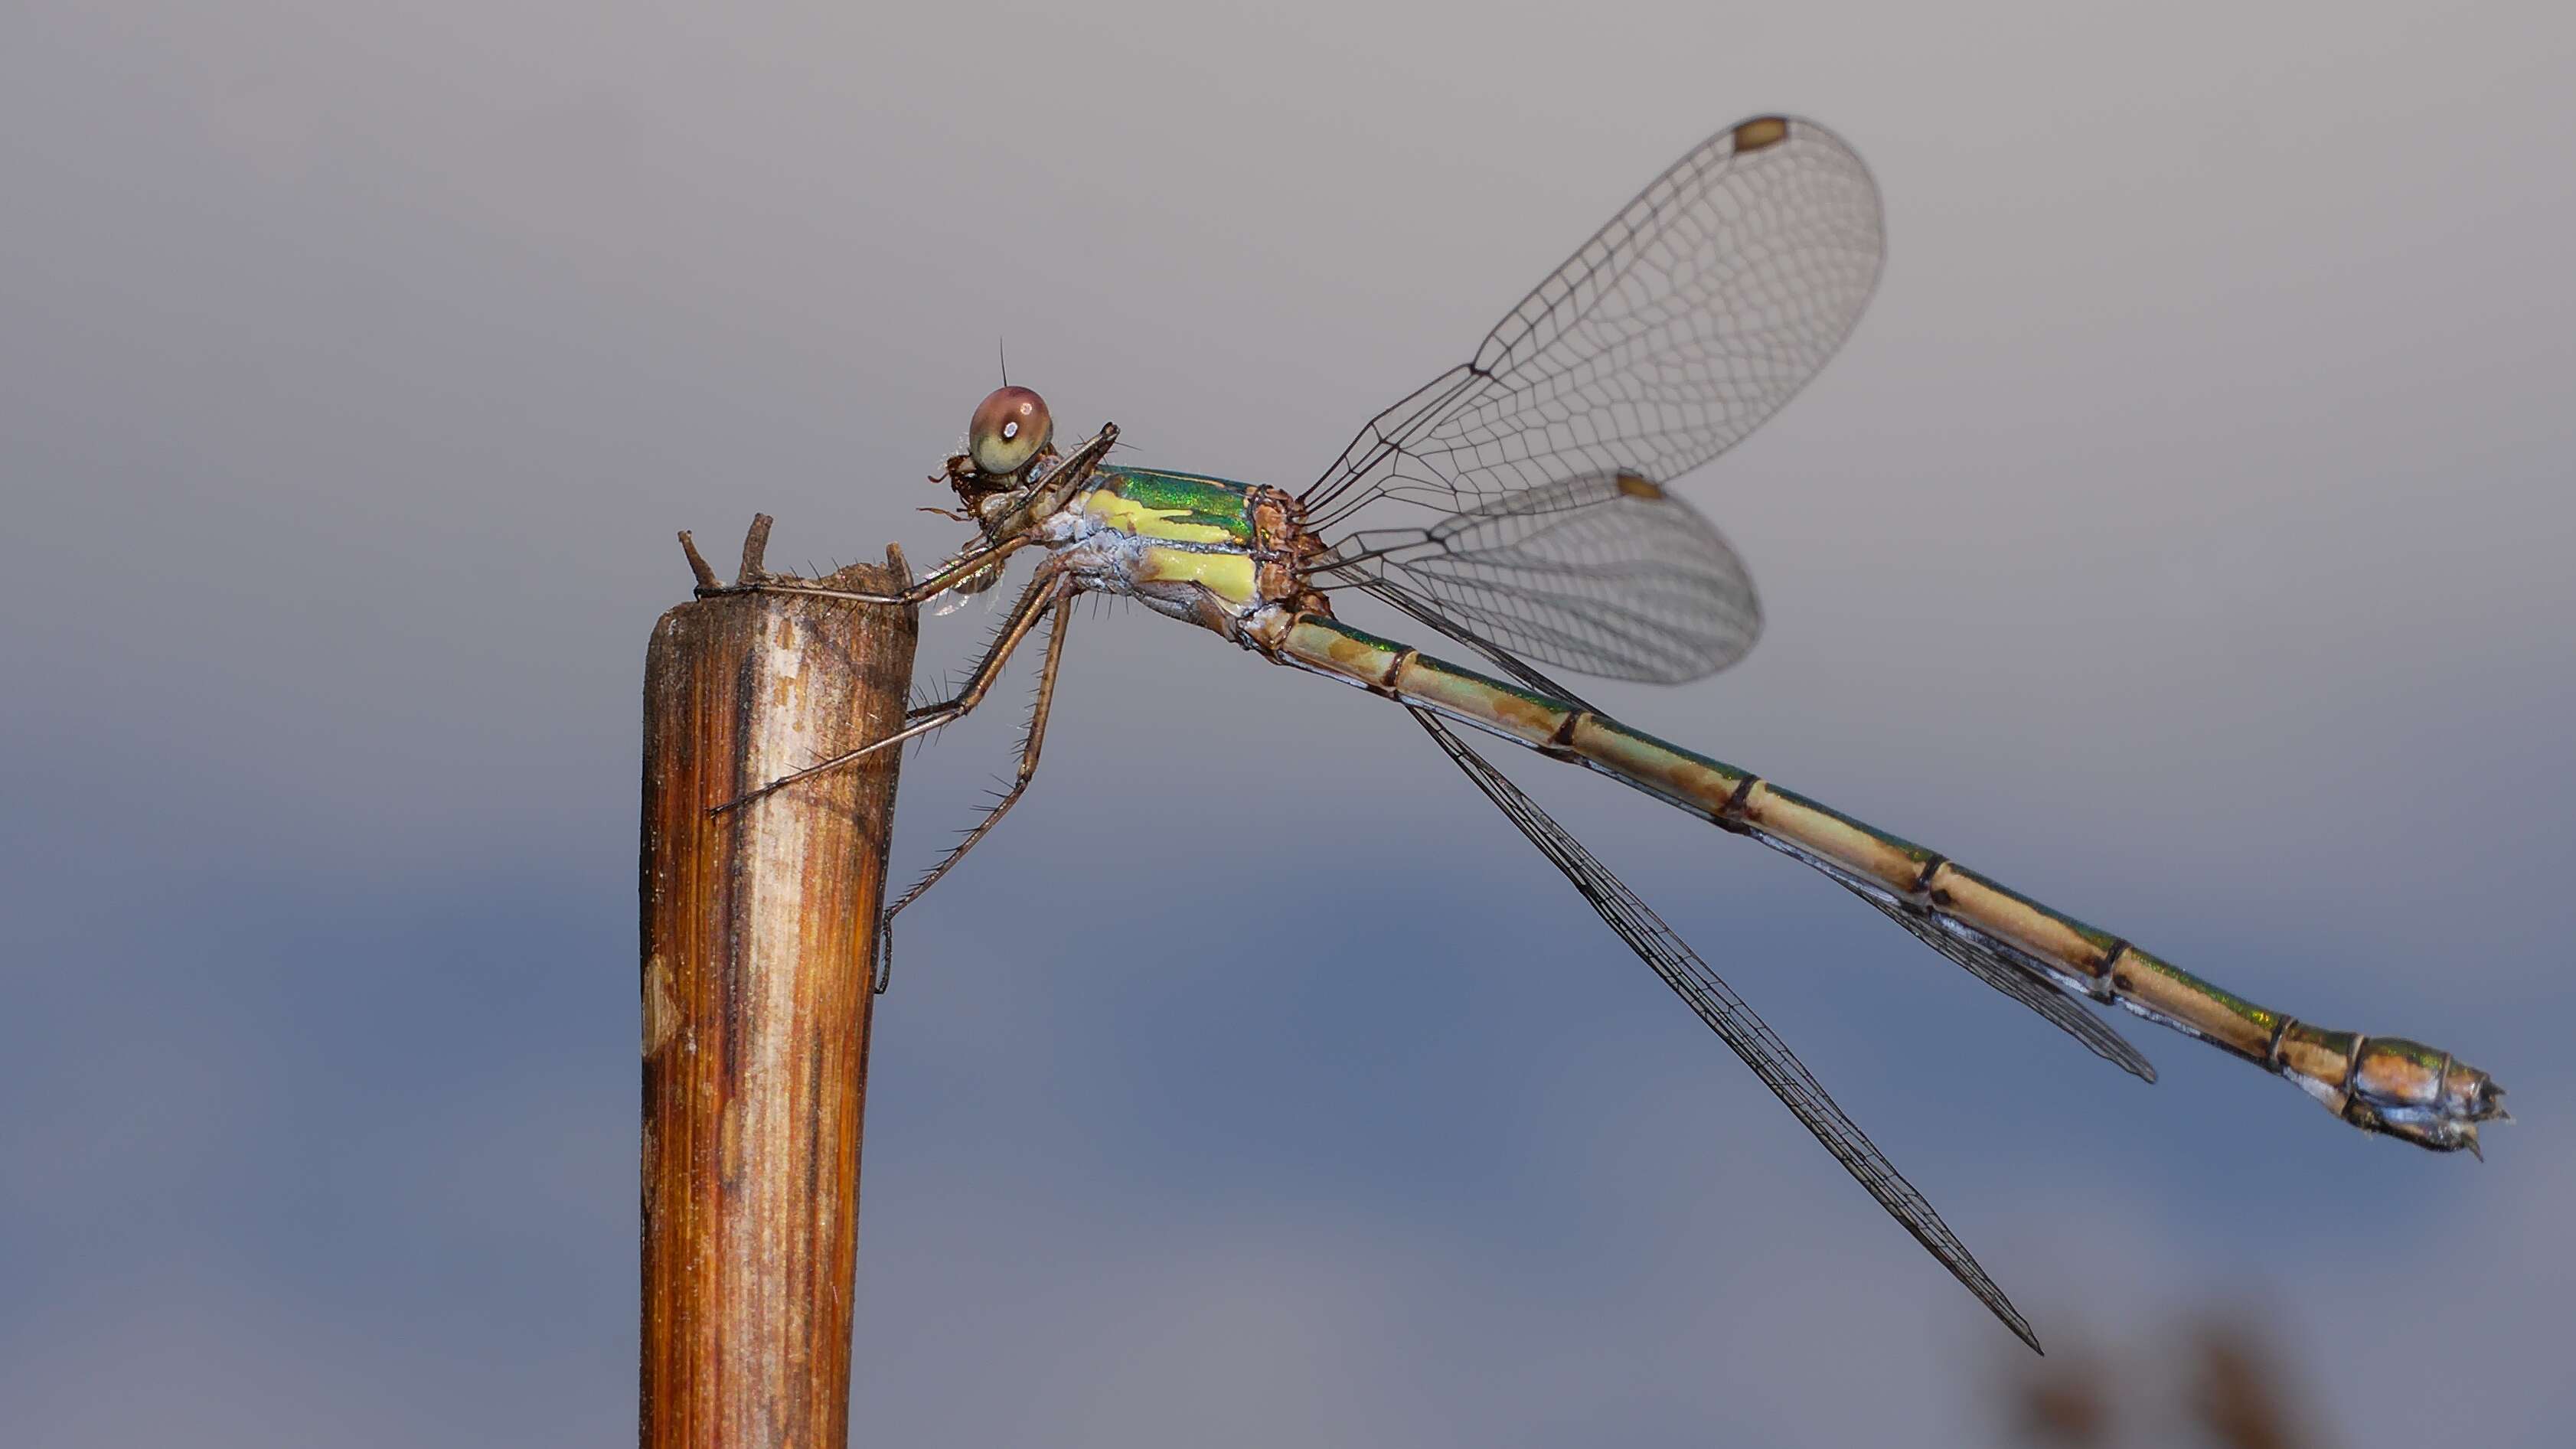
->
1083, 491, 1237, 544
1138, 545, 1259, 605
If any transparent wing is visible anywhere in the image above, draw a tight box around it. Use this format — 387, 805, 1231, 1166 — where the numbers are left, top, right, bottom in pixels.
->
1314, 468, 1761, 684
1302, 116, 1882, 534
1846, 887, 2156, 1083
1409, 706, 2040, 1353
1375, 612, 2152, 1081
1822, 872, 2156, 1082
1710, 816, 2156, 1082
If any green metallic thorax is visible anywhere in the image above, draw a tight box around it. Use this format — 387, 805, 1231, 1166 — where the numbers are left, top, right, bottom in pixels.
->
1087, 468, 1263, 546
1063, 466, 1314, 629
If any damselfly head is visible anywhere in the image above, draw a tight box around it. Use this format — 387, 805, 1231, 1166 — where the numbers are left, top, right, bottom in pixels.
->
968, 386, 1052, 478
947, 385, 1056, 525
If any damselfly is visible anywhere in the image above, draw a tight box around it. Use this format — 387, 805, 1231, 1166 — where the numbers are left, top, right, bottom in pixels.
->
713, 116, 2504, 1351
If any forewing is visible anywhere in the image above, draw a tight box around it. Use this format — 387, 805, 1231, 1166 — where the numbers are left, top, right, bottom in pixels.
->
1303, 116, 1882, 531
1317, 468, 1760, 684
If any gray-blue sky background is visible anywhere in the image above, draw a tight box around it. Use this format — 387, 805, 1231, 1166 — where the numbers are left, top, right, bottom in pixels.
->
5, 3, 2571, 1444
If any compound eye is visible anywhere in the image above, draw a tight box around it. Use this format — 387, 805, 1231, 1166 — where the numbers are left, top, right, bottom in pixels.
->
968, 387, 1052, 477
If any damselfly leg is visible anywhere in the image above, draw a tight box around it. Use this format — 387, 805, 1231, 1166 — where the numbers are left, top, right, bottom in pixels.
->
702, 531, 1035, 609
869, 595, 1074, 992
713, 566, 1073, 814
